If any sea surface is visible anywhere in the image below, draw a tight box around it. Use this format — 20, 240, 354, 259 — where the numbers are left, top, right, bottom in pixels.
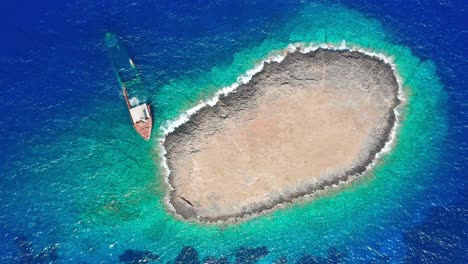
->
0, 0, 466, 263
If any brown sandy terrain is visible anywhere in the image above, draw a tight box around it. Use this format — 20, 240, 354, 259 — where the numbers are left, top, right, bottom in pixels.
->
163, 49, 400, 222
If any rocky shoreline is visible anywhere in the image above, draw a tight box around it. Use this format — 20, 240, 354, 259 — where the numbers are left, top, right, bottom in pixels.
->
163, 48, 400, 223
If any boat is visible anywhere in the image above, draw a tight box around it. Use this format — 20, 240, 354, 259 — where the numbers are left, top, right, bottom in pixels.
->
122, 87, 152, 140
104, 32, 153, 140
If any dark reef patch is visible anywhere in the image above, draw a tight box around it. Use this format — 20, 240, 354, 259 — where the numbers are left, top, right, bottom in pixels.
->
273, 256, 288, 264
118, 249, 159, 263
13, 235, 58, 264
234, 246, 269, 264
175, 246, 200, 264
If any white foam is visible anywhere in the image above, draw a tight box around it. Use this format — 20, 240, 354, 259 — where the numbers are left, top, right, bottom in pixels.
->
129, 97, 139, 107
157, 41, 407, 222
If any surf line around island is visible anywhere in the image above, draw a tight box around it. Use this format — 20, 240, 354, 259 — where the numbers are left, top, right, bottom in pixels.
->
157, 41, 407, 224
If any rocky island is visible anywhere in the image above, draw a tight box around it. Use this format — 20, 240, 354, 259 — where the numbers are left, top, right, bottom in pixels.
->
163, 48, 400, 222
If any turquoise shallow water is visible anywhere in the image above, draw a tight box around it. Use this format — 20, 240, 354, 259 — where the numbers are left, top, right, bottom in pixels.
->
1, 1, 463, 263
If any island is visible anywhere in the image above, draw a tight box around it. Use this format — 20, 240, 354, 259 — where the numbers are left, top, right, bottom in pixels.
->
163, 48, 400, 222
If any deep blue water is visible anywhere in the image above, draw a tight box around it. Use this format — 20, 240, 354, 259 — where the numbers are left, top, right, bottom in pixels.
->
0, 0, 466, 263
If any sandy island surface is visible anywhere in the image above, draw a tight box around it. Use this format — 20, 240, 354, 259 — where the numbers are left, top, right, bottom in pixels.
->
163, 49, 400, 222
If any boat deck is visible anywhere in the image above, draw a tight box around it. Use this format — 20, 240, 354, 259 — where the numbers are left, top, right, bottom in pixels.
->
129, 104, 149, 124
129, 104, 152, 140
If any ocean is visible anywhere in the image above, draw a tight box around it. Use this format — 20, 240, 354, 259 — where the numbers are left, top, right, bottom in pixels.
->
0, 0, 466, 263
